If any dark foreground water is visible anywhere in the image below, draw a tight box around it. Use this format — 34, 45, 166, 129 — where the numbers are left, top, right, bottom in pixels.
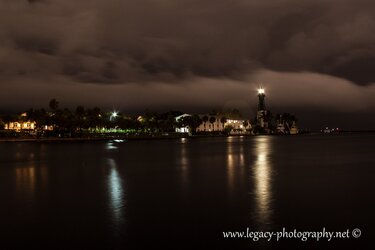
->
0, 134, 374, 249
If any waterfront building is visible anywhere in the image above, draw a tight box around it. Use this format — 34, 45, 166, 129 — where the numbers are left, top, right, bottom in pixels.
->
289, 121, 299, 135
175, 114, 191, 133
225, 118, 252, 135
4, 121, 54, 132
276, 123, 286, 134
174, 113, 251, 134
275, 113, 299, 135
3, 112, 35, 132
196, 114, 251, 134
3, 112, 53, 132
4, 121, 36, 131
196, 114, 224, 132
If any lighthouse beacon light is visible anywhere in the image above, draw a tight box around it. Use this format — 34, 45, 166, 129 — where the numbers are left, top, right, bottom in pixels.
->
258, 88, 265, 94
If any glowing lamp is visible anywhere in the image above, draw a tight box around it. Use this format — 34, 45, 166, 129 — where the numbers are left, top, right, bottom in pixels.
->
258, 88, 265, 94
110, 111, 118, 120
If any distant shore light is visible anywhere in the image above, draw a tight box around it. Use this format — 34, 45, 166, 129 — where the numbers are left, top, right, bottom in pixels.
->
111, 111, 118, 119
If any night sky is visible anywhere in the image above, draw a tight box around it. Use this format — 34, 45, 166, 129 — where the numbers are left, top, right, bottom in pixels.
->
1, 0, 375, 129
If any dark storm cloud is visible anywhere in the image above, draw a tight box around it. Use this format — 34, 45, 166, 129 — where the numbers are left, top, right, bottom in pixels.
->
1, 0, 375, 85
27, 0, 44, 4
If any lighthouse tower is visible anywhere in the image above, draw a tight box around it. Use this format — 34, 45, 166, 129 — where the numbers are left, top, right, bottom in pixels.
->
256, 87, 268, 129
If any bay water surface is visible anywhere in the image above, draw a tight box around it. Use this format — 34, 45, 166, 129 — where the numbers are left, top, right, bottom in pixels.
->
0, 134, 374, 249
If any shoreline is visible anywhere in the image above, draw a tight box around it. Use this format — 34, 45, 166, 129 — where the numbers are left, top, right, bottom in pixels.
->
1, 131, 374, 142
0, 134, 233, 142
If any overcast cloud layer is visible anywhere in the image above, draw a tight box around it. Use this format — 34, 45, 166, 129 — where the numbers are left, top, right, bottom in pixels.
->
1, 0, 375, 128
1, 0, 375, 84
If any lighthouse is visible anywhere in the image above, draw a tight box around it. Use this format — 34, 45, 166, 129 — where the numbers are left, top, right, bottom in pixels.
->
256, 87, 268, 130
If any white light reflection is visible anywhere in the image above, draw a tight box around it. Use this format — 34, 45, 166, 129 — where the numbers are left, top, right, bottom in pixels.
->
226, 137, 245, 194
179, 138, 189, 190
227, 137, 235, 192
239, 136, 245, 168
15, 166, 36, 201
107, 158, 124, 233
106, 141, 118, 150
253, 136, 273, 227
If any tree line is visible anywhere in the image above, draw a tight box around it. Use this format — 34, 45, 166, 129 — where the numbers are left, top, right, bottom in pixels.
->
0, 99, 297, 136
0, 99, 247, 137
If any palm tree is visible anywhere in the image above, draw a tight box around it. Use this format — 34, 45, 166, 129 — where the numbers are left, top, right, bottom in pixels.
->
48, 99, 60, 134
62, 108, 75, 137
209, 116, 216, 131
202, 115, 208, 131
28, 108, 48, 134
87, 107, 103, 131
181, 114, 202, 135
75, 106, 86, 132
243, 120, 249, 128
220, 116, 227, 131
1, 114, 17, 129
281, 113, 297, 133
190, 115, 202, 134
49, 98, 59, 111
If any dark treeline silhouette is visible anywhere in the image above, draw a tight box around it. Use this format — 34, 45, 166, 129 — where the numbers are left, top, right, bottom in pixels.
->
0, 99, 205, 137
0, 99, 298, 138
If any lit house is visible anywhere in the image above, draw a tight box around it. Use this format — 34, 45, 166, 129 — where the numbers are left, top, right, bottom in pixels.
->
3, 112, 36, 132
175, 114, 192, 133
196, 114, 251, 134
225, 119, 252, 134
4, 121, 36, 131
197, 115, 224, 132
3, 112, 53, 132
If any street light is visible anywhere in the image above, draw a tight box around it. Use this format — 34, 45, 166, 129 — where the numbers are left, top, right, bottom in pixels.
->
258, 88, 265, 94
110, 111, 118, 121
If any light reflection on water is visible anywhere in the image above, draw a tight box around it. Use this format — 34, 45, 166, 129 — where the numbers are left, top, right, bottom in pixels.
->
15, 167, 36, 200
106, 142, 118, 150
1, 135, 373, 248
226, 137, 246, 195
107, 158, 125, 232
226, 137, 234, 192
13, 145, 49, 204
253, 136, 273, 227
179, 138, 189, 190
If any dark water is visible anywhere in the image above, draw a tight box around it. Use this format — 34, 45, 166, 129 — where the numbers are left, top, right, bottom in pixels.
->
0, 135, 374, 249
